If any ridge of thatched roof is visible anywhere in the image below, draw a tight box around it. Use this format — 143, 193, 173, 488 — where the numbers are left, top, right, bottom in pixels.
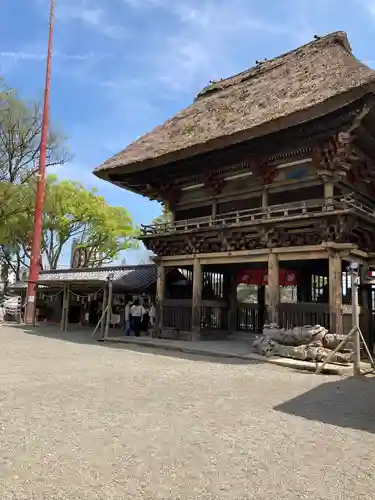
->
94, 31, 375, 179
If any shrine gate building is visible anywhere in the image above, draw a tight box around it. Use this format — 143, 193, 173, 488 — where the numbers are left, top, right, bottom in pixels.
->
94, 32, 375, 342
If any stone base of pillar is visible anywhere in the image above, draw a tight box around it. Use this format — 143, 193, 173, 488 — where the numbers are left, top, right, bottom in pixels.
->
191, 330, 201, 341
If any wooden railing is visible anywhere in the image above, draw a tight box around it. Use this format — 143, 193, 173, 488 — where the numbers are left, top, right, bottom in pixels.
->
162, 299, 228, 332
279, 303, 330, 329
237, 303, 265, 332
201, 303, 228, 331
163, 302, 192, 332
140, 195, 367, 236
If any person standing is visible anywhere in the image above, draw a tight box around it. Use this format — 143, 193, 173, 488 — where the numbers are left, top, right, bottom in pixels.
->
141, 300, 150, 334
0, 302, 5, 326
130, 299, 143, 337
124, 298, 133, 336
149, 303, 155, 327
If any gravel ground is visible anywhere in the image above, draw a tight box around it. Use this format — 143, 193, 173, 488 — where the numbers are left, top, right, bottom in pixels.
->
1, 324, 375, 500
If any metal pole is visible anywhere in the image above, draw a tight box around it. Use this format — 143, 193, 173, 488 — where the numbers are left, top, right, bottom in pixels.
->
352, 272, 361, 376
25, 0, 55, 324
104, 274, 114, 339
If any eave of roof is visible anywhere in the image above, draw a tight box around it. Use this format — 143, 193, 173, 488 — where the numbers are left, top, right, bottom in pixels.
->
94, 31, 375, 182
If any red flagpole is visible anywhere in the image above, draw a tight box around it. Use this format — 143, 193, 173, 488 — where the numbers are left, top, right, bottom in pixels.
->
25, 0, 55, 324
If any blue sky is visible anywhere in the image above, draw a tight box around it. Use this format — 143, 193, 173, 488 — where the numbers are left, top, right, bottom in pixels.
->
1, 0, 375, 264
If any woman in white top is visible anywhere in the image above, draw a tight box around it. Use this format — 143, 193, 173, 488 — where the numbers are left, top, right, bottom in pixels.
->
130, 299, 143, 337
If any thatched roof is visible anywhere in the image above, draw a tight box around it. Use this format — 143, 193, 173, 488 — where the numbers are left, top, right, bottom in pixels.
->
94, 31, 375, 179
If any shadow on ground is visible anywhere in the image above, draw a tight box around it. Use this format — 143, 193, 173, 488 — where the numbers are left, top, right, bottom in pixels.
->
274, 376, 375, 434
9, 323, 261, 366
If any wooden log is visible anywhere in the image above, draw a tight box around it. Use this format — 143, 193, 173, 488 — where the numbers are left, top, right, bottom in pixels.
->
191, 258, 202, 340
267, 253, 280, 324
329, 252, 343, 334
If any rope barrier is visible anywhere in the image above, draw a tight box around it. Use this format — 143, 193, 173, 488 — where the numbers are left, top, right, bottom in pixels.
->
43, 289, 64, 298
69, 288, 104, 300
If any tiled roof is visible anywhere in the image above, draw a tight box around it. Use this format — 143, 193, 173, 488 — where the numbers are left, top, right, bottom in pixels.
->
35, 265, 158, 291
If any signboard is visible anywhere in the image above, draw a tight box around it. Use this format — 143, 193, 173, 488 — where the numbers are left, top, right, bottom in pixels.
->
237, 268, 298, 286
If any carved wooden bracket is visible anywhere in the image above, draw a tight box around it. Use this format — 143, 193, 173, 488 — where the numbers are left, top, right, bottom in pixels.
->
147, 182, 181, 208
253, 159, 277, 185
315, 105, 374, 182
203, 171, 224, 195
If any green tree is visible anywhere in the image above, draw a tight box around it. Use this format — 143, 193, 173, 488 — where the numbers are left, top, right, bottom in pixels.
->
0, 79, 69, 285
1, 176, 138, 274
152, 205, 173, 225
0, 81, 68, 224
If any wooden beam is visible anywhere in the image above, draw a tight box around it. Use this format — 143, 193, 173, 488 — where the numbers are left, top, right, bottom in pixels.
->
267, 253, 280, 324
161, 244, 347, 267
328, 252, 343, 334
155, 261, 165, 330
175, 177, 321, 210
191, 258, 202, 340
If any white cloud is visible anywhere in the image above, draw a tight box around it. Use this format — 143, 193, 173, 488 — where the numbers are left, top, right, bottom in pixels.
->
35, 0, 127, 39
113, 0, 313, 95
0, 51, 101, 61
363, 0, 375, 15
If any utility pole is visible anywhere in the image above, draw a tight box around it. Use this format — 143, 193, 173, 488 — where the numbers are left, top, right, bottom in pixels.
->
25, 0, 55, 324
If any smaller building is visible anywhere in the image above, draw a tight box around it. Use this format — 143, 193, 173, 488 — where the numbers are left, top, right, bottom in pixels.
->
12, 265, 186, 330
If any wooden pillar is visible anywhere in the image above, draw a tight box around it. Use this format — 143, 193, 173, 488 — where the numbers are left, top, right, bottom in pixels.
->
60, 284, 68, 331
360, 261, 370, 342
329, 252, 342, 334
267, 253, 280, 324
262, 188, 268, 208
227, 269, 237, 333
191, 258, 202, 340
100, 285, 108, 338
324, 179, 334, 206
212, 198, 217, 220
155, 261, 165, 331
64, 285, 70, 332
257, 285, 266, 331
104, 277, 113, 339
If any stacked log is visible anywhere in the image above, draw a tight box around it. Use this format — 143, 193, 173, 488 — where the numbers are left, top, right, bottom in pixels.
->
253, 323, 352, 364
